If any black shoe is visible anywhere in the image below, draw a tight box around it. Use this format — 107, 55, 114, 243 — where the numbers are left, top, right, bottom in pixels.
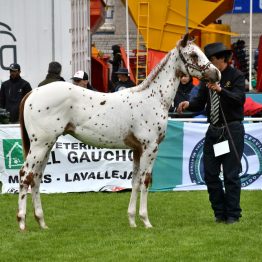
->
215, 217, 226, 223
226, 217, 239, 224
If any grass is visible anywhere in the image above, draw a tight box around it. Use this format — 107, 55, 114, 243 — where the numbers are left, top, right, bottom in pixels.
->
0, 190, 262, 261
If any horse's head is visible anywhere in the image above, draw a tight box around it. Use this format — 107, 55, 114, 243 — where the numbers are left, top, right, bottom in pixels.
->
177, 34, 221, 83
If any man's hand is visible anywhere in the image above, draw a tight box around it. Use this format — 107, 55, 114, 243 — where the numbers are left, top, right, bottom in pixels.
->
206, 82, 222, 93
177, 101, 189, 113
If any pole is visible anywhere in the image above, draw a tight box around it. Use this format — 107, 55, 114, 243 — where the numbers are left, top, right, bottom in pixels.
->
249, 0, 253, 91
51, 0, 55, 60
186, 0, 189, 33
126, 0, 130, 71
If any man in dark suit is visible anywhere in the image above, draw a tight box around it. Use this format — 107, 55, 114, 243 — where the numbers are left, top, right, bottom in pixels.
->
178, 42, 246, 224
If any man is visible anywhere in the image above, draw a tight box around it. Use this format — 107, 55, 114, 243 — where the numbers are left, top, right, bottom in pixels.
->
38, 61, 65, 87
114, 68, 135, 92
109, 44, 122, 85
72, 70, 96, 90
178, 42, 246, 224
0, 63, 32, 123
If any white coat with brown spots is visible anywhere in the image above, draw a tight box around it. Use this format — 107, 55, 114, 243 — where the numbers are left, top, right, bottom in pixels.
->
17, 34, 220, 230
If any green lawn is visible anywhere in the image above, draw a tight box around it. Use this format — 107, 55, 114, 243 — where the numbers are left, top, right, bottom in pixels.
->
0, 190, 262, 261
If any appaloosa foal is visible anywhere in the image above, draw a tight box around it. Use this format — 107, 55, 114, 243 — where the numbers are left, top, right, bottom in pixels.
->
17, 34, 220, 230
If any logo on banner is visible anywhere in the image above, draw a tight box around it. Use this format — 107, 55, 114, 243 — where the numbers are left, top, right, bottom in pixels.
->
189, 134, 262, 187
3, 139, 23, 169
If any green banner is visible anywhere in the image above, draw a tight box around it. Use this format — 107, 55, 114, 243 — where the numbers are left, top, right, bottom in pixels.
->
3, 139, 23, 169
152, 121, 184, 191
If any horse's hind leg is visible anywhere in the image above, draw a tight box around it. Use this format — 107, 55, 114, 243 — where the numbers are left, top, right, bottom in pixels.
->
31, 141, 55, 229
17, 169, 29, 231
31, 174, 48, 229
18, 140, 55, 230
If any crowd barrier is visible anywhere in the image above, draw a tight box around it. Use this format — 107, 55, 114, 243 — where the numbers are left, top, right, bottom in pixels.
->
1, 118, 262, 193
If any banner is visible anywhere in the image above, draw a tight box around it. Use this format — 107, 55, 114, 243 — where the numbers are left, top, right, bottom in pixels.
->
177, 122, 262, 191
1, 121, 262, 193
0, 126, 133, 193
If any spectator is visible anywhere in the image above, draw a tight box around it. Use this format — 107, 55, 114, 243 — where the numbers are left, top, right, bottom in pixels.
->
0, 63, 32, 123
114, 68, 135, 92
109, 45, 122, 86
178, 42, 246, 224
38, 61, 65, 87
169, 75, 194, 112
72, 70, 96, 91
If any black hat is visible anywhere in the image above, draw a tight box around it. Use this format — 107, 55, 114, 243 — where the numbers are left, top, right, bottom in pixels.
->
9, 63, 20, 71
204, 42, 232, 59
115, 68, 129, 75
72, 70, 89, 81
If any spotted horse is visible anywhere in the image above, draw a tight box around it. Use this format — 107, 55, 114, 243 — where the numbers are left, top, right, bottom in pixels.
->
17, 34, 220, 230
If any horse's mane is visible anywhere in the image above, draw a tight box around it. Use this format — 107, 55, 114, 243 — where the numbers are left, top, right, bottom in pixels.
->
133, 50, 173, 92
132, 36, 198, 92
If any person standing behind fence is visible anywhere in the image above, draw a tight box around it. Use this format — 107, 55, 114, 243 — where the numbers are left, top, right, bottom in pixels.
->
0, 63, 32, 123
177, 42, 246, 224
114, 68, 135, 92
109, 45, 122, 86
38, 61, 65, 87
72, 70, 96, 91
169, 75, 194, 112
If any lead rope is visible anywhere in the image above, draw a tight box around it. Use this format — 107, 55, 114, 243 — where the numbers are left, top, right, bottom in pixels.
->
219, 100, 242, 173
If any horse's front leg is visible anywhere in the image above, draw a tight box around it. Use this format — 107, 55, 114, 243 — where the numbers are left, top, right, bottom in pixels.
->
139, 147, 158, 228
128, 151, 140, 228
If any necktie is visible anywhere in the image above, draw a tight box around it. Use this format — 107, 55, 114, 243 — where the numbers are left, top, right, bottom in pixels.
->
210, 90, 220, 125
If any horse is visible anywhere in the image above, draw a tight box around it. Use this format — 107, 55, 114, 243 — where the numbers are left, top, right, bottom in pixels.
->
17, 34, 220, 230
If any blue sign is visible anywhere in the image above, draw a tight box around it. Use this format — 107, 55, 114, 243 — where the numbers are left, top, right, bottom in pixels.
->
232, 0, 262, 13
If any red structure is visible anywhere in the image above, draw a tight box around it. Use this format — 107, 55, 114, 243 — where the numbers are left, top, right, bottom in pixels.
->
90, 0, 106, 33
91, 55, 109, 92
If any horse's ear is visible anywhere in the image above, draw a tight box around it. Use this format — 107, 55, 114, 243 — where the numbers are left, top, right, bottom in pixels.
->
180, 33, 189, 48
189, 35, 195, 42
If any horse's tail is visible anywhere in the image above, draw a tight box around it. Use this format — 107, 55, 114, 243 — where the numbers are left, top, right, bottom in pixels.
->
19, 92, 32, 158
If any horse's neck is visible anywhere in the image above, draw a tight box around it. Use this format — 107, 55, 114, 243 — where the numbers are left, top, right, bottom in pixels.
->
142, 49, 180, 110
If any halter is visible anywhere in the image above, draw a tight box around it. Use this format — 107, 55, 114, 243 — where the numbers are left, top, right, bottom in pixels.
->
178, 47, 212, 75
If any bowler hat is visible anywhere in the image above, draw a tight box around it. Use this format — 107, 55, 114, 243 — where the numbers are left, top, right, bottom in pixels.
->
115, 68, 129, 75
9, 63, 20, 71
204, 42, 232, 59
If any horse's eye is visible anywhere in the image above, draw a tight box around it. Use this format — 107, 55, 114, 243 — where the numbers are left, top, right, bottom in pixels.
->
191, 53, 198, 63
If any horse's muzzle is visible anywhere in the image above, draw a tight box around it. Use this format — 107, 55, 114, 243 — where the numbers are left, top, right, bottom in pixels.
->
203, 67, 221, 84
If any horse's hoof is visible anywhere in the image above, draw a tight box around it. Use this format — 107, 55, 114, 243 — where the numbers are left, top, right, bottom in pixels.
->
129, 222, 137, 228
40, 225, 49, 230
19, 225, 26, 231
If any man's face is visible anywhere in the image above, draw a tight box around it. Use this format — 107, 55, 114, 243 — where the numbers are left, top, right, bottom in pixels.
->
209, 56, 224, 71
74, 79, 88, 88
10, 70, 20, 80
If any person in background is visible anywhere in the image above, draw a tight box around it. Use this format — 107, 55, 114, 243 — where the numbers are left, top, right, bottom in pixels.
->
72, 70, 96, 91
178, 42, 246, 224
109, 45, 122, 86
169, 75, 194, 112
38, 61, 65, 87
114, 68, 135, 92
0, 63, 32, 123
